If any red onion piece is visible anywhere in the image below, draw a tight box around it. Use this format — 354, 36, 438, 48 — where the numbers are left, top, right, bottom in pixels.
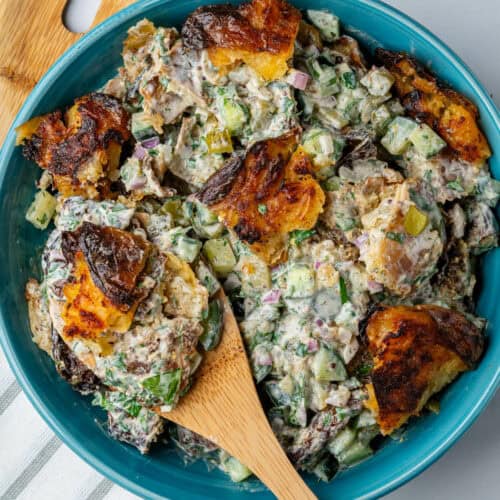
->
142, 136, 160, 149
287, 70, 310, 90
354, 233, 368, 249
129, 178, 147, 190
262, 289, 281, 304
307, 339, 319, 353
367, 280, 383, 293
255, 351, 273, 366
133, 144, 147, 160
314, 261, 322, 270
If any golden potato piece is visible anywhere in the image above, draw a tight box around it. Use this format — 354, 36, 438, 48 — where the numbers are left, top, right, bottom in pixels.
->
182, 0, 301, 80
60, 222, 151, 347
365, 304, 484, 435
17, 93, 130, 198
197, 130, 325, 264
376, 49, 491, 165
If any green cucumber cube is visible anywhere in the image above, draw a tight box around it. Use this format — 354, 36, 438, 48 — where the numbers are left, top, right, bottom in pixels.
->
409, 123, 447, 157
131, 111, 158, 141
381, 116, 418, 155
360, 67, 395, 96
26, 190, 57, 230
203, 238, 237, 277
311, 348, 347, 382
307, 10, 340, 42
285, 264, 315, 298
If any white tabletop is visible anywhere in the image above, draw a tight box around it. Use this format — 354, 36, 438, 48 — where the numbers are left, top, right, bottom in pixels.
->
2, 2, 498, 500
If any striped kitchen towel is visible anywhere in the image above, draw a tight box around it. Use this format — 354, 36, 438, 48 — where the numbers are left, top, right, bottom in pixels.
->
0, 348, 142, 500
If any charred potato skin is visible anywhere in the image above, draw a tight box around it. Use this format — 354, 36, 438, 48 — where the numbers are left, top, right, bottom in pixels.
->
20, 93, 130, 197
375, 49, 491, 165
182, 0, 299, 53
61, 222, 150, 311
366, 304, 484, 435
181, 0, 301, 80
197, 130, 325, 264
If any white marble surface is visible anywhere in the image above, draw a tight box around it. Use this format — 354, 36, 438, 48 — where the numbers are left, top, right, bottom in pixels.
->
64, 1, 500, 499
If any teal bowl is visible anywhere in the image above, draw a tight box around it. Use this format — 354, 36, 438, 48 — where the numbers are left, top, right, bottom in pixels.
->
0, 1, 499, 498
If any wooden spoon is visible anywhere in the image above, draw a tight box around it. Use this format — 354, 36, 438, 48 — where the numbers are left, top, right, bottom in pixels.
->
162, 290, 317, 500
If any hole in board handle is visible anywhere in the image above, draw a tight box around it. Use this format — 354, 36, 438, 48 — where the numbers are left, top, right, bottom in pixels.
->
63, 0, 102, 33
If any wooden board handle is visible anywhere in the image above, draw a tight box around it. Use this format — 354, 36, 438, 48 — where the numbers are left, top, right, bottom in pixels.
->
0, 0, 133, 144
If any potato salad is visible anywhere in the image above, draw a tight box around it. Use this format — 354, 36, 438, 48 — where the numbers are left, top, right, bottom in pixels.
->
19, 0, 496, 484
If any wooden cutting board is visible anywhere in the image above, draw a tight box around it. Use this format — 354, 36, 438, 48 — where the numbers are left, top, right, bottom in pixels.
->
0, 0, 134, 144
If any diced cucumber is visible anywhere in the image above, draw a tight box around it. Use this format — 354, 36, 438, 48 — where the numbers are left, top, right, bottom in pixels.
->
302, 128, 344, 172
26, 190, 57, 230
381, 116, 418, 155
328, 427, 357, 456
253, 363, 272, 384
131, 111, 158, 141
313, 455, 338, 482
336, 63, 357, 89
203, 238, 237, 277
194, 201, 218, 225
370, 104, 392, 135
160, 197, 189, 225
173, 235, 202, 263
360, 67, 395, 96
337, 441, 373, 466
308, 60, 340, 96
219, 98, 248, 134
200, 299, 223, 351
409, 123, 447, 157
312, 348, 347, 382
298, 92, 315, 117
322, 176, 341, 192
355, 410, 376, 428
285, 264, 315, 298
188, 201, 225, 238
336, 89, 361, 123
194, 259, 220, 296
357, 425, 380, 445
307, 10, 340, 42
318, 108, 349, 130
265, 380, 291, 406
220, 454, 252, 482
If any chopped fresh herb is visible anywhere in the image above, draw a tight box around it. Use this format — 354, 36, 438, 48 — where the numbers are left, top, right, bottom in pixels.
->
148, 149, 159, 157
322, 177, 340, 191
122, 397, 142, 418
295, 343, 308, 357
386, 231, 405, 244
339, 276, 349, 304
356, 362, 373, 377
141, 369, 182, 405
258, 204, 268, 215
290, 229, 316, 245
446, 180, 464, 192
342, 72, 357, 89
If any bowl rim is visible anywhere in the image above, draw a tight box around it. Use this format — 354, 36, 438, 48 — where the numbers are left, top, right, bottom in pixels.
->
0, 0, 499, 498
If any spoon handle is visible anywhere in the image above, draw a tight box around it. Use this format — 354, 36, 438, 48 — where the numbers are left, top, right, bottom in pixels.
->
165, 292, 317, 499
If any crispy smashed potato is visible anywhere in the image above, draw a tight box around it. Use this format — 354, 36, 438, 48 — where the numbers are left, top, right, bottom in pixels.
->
17, 93, 130, 198
376, 49, 491, 165
365, 304, 484, 435
182, 0, 301, 80
197, 130, 325, 264
60, 223, 150, 346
